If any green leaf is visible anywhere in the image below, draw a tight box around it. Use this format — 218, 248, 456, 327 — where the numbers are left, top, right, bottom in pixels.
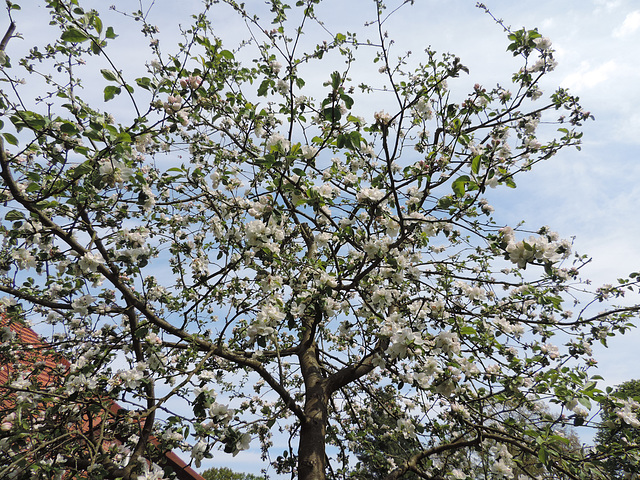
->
115, 132, 131, 143
100, 69, 118, 82
61, 28, 89, 43
471, 155, 481, 175
348, 131, 362, 149
105, 26, 117, 39
578, 397, 592, 409
330, 71, 341, 90
5, 210, 24, 221
220, 50, 234, 60
451, 175, 470, 197
438, 196, 454, 209
549, 434, 571, 446
20, 112, 45, 131
459, 326, 477, 335
72, 162, 93, 177
257, 79, 271, 97
136, 77, 152, 90
340, 93, 354, 109
93, 15, 103, 34
322, 107, 341, 123
2, 132, 19, 146
538, 446, 549, 465
59, 122, 78, 135
104, 85, 121, 102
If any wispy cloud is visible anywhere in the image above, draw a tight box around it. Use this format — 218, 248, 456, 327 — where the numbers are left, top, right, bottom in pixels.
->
561, 60, 618, 90
613, 9, 640, 37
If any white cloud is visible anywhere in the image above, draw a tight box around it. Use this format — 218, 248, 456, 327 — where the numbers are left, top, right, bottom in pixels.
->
613, 10, 640, 37
615, 112, 640, 143
540, 17, 556, 29
593, 0, 623, 12
561, 60, 617, 90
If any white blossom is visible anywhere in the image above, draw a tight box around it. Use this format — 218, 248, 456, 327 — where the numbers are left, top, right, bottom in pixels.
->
99, 159, 134, 184
356, 188, 385, 203
313, 183, 336, 200
78, 252, 105, 273
233, 433, 251, 456
266, 133, 290, 153
163, 95, 182, 112
11, 248, 36, 269
179, 75, 202, 89
137, 462, 165, 480
450, 469, 466, 479
413, 97, 433, 119
374, 110, 392, 125
270, 60, 282, 74
396, 417, 416, 439
435, 331, 461, 355
616, 399, 640, 428
301, 145, 317, 159
209, 403, 234, 424
276, 79, 289, 95
71, 294, 95, 316
490, 459, 513, 477
533, 36, 552, 51
118, 362, 148, 389
191, 440, 207, 468
505, 233, 570, 268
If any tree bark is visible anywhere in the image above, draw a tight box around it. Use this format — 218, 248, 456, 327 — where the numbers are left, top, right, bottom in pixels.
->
298, 335, 328, 480
298, 382, 328, 479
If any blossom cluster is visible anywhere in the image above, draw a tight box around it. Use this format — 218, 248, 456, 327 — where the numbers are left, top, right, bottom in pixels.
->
245, 219, 286, 253
616, 398, 640, 428
500, 226, 571, 268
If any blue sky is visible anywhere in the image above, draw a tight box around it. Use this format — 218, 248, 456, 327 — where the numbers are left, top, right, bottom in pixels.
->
4, 0, 640, 476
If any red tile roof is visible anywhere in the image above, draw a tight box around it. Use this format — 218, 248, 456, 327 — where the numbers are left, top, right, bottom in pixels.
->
0, 314, 205, 480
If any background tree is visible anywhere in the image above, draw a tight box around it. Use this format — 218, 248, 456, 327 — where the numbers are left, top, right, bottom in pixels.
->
594, 380, 640, 479
346, 386, 422, 479
0, 1, 639, 479
202, 466, 265, 480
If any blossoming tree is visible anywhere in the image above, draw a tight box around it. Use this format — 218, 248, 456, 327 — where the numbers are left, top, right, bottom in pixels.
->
0, 0, 639, 479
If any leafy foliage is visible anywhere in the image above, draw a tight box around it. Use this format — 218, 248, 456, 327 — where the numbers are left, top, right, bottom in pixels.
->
202, 466, 265, 480
595, 380, 640, 478
347, 386, 422, 479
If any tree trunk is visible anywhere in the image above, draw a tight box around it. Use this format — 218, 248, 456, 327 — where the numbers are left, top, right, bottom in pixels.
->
298, 337, 328, 480
298, 384, 328, 480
